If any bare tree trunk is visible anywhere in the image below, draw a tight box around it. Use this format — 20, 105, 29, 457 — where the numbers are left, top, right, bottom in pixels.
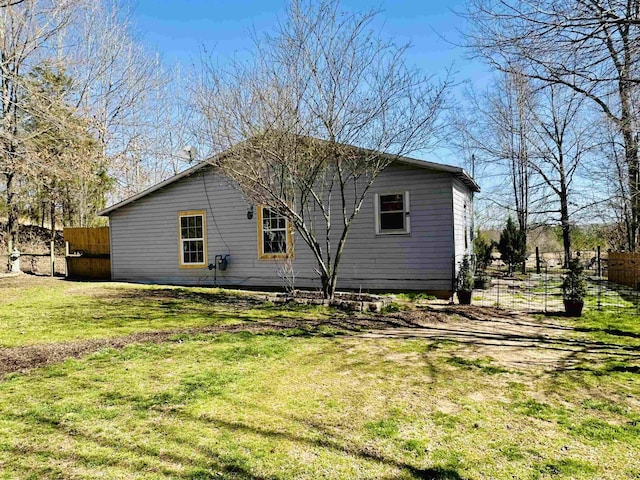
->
560, 201, 571, 267
40, 200, 46, 229
622, 128, 639, 250
5, 171, 18, 249
50, 200, 56, 243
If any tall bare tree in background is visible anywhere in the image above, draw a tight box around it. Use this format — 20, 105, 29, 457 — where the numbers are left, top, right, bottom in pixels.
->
1, 0, 185, 255
0, 0, 76, 248
508, 70, 532, 236
527, 83, 593, 266
453, 72, 595, 265
588, 118, 632, 250
196, 0, 449, 299
465, 0, 640, 251
453, 70, 532, 238
68, 1, 173, 202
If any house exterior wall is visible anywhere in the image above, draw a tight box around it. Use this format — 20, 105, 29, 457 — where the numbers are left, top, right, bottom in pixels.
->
108, 162, 469, 294
452, 178, 474, 271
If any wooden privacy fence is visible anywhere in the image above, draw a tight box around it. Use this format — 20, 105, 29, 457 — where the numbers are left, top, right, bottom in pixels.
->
64, 227, 111, 280
607, 252, 640, 288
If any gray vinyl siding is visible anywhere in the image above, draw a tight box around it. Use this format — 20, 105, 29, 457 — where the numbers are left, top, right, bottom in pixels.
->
109, 162, 468, 293
452, 178, 473, 271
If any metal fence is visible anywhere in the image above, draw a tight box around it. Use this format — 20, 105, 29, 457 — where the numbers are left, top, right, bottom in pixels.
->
468, 250, 640, 315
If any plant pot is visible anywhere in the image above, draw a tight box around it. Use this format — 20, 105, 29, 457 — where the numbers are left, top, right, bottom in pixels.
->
563, 299, 584, 317
457, 290, 473, 305
474, 277, 490, 290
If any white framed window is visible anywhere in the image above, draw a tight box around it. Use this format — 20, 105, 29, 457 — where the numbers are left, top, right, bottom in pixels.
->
178, 211, 207, 267
374, 191, 410, 235
258, 205, 293, 259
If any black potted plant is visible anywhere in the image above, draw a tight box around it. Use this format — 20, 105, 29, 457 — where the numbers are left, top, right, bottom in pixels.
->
473, 232, 494, 289
561, 258, 587, 316
456, 254, 475, 305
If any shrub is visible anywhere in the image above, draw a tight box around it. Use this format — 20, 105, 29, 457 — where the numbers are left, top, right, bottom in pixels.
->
473, 231, 495, 273
562, 258, 587, 302
456, 254, 475, 292
498, 217, 527, 275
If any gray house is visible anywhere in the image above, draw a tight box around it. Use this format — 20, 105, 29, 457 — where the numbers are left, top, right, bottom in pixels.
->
98, 155, 479, 297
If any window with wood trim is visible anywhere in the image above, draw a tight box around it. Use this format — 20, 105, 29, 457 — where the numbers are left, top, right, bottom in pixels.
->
258, 206, 293, 259
178, 211, 207, 267
374, 191, 410, 234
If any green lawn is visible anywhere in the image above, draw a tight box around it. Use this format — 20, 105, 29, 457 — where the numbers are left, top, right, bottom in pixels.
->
0, 277, 639, 479
0, 277, 331, 348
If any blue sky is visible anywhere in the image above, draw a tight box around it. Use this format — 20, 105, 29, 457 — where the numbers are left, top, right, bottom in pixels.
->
129, 0, 493, 164
131, 0, 490, 81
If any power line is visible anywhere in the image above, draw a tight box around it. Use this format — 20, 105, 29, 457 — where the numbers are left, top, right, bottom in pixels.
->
201, 172, 231, 254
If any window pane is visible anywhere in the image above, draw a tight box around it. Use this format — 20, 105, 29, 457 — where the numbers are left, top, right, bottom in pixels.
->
194, 240, 204, 262
261, 207, 288, 255
264, 231, 286, 253
380, 194, 404, 212
181, 215, 204, 239
183, 239, 204, 264
380, 212, 404, 231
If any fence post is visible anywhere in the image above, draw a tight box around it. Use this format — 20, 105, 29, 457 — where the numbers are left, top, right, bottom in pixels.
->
64, 241, 70, 278
536, 247, 541, 274
597, 246, 601, 277
544, 265, 548, 313
50, 240, 55, 277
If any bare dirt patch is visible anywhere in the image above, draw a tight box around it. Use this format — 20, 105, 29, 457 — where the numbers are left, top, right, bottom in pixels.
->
366, 305, 640, 372
0, 321, 295, 378
0, 313, 425, 378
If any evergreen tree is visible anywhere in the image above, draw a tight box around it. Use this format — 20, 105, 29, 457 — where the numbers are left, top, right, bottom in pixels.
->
498, 217, 527, 275
23, 65, 111, 234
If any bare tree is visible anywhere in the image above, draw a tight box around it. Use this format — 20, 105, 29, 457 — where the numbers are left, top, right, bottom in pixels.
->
464, 0, 640, 250
527, 83, 593, 266
587, 116, 633, 250
114, 63, 197, 197
196, 0, 449, 299
67, 1, 165, 202
452, 70, 533, 234
454, 71, 596, 265
0, 0, 78, 248
0, 0, 181, 253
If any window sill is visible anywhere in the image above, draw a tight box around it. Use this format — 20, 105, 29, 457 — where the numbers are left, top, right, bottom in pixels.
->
375, 231, 411, 236
178, 263, 208, 269
258, 254, 295, 260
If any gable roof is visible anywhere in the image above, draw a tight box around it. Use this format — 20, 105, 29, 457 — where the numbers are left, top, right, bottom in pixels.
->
98, 152, 479, 216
